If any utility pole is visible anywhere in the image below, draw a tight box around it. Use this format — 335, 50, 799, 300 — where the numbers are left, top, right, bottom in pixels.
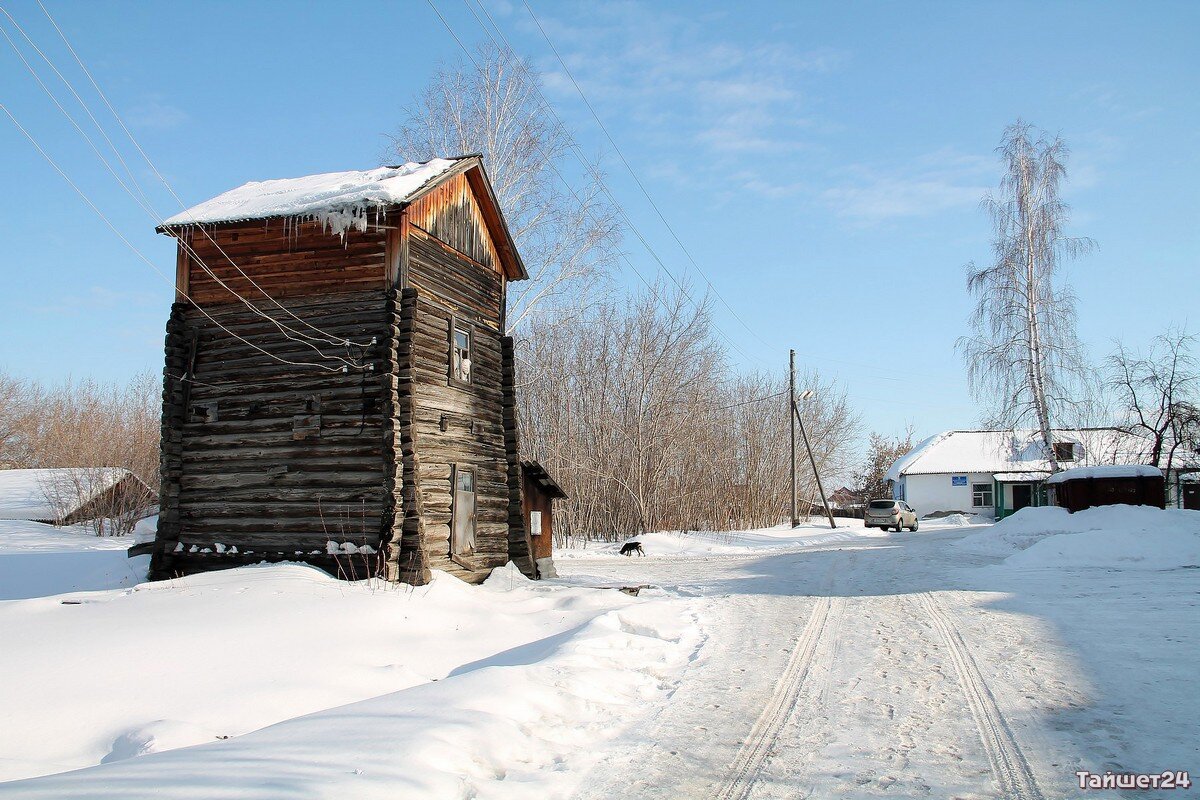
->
793, 388, 838, 530
789, 349, 798, 527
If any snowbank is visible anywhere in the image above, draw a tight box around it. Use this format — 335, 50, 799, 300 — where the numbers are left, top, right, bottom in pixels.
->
923, 512, 992, 526
957, 505, 1200, 569
0, 555, 701, 796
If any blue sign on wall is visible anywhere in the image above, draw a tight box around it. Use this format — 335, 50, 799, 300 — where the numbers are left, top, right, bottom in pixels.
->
951, 475, 968, 486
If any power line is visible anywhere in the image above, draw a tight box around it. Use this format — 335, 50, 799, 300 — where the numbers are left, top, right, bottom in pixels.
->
429, 0, 772, 368
16, 1, 373, 355
471, 1, 969, 392
519, 0, 776, 355
711, 390, 788, 412
0, 101, 349, 374
487, 3, 771, 368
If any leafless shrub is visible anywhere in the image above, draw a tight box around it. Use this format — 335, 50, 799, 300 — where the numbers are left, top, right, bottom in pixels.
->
519, 284, 860, 543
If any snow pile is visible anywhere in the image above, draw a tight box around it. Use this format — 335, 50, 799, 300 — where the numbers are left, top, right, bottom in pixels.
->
957, 505, 1200, 569
161, 158, 459, 236
131, 515, 158, 545
0, 554, 701, 797
925, 512, 992, 526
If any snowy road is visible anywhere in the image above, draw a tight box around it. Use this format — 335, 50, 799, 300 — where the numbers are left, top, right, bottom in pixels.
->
560, 524, 1198, 799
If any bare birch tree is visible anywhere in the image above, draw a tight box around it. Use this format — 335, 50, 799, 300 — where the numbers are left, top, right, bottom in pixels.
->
386, 43, 619, 332
958, 120, 1094, 471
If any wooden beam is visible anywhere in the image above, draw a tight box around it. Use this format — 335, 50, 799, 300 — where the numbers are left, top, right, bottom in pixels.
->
174, 230, 191, 302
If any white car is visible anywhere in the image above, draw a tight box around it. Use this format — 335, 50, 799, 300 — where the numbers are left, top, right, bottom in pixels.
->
865, 499, 919, 532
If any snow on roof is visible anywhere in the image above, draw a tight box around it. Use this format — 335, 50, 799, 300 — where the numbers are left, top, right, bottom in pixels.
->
1045, 464, 1163, 484
993, 471, 1051, 482
0, 468, 131, 521
160, 157, 463, 236
885, 428, 1153, 482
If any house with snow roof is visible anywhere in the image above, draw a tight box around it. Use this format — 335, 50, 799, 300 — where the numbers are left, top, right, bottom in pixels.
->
0, 468, 155, 529
884, 428, 1161, 519
149, 155, 557, 584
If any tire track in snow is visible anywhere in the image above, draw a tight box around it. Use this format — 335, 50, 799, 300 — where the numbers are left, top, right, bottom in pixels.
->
918, 591, 1045, 800
714, 593, 844, 800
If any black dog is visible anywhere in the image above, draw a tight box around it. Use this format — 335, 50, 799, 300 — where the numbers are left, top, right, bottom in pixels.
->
619, 541, 645, 557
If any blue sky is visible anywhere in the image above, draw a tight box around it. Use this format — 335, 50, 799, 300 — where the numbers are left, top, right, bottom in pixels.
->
0, 0, 1196, 445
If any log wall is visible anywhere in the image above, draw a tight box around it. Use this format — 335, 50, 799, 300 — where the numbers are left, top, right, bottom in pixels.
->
150, 291, 388, 578
153, 173, 521, 584
407, 228, 510, 582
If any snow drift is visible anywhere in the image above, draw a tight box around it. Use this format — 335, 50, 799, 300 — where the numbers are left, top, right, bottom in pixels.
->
957, 504, 1200, 569
0, 557, 701, 797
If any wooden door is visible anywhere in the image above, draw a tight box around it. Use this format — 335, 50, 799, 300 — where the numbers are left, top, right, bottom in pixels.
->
451, 466, 476, 558
1183, 483, 1200, 511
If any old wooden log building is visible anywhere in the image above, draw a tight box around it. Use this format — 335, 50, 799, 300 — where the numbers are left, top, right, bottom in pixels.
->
149, 155, 552, 584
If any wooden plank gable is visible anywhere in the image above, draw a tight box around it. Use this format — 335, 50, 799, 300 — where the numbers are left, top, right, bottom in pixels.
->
406, 172, 502, 276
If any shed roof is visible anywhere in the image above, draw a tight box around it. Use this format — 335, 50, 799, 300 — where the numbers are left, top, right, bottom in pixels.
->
159, 155, 528, 280
0, 468, 140, 521
521, 461, 567, 500
885, 428, 1154, 482
1045, 464, 1163, 484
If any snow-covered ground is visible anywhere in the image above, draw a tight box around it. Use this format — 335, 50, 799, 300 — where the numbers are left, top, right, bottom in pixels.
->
0, 519, 147, 601
0, 523, 701, 798
561, 507, 1198, 799
1, 506, 1196, 798
557, 515, 987, 560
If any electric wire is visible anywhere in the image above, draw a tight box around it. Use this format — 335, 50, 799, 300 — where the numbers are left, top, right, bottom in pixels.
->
427, 0, 771, 369
470, 0, 967, 391
17, 1, 374, 353
519, 0, 776, 354
0, 101, 348, 374
0, 9, 365, 367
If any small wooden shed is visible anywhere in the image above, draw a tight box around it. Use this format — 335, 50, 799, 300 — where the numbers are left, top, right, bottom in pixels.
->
1046, 465, 1165, 513
148, 155, 539, 585
520, 461, 567, 577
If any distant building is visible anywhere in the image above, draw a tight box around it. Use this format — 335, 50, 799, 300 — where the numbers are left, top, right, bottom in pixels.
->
829, 486, 864, 510
0, 468, 155, 527
884, 428, 1192, 519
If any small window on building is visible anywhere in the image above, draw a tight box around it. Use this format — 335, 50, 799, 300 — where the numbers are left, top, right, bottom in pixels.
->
972, 483, 993, 507
450, 322, 472, 384
1053, 442, 1076, 462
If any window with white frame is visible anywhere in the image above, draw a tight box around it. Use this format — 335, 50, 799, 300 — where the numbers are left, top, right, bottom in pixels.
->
972, 483, 993, 507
